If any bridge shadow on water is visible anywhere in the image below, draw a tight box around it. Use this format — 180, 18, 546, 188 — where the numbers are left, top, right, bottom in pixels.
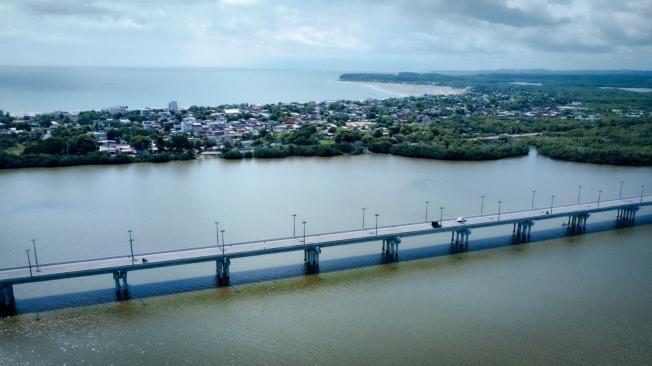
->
14, 214, 652, 316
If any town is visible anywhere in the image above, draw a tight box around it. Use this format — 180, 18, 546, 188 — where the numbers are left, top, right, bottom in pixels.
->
0, 83, 650, 168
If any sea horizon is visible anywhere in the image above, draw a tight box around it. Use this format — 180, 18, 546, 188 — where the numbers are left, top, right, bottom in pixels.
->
0, 66, 400, 114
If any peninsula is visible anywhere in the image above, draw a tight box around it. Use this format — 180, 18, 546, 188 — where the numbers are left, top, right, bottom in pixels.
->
1, 71, 651, 169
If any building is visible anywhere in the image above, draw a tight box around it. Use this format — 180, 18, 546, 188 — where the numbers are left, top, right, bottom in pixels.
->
92, 131, 108, 142
168, 101, 178, 113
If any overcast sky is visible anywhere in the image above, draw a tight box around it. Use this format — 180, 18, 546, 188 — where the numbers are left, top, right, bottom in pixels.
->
1, 0, 651, 71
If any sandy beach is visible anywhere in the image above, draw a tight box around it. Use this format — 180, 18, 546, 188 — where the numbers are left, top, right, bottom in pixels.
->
343, 80, 467, 97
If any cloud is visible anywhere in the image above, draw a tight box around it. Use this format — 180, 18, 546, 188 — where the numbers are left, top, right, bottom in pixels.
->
18, 0, 122, 18
0, 0, 650, 70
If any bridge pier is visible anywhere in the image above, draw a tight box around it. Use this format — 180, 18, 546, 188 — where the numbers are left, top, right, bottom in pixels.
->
452, 228, 471, 249
567, 213, 590, 233
514, 220, 534, 242
216, 257, 231, 286
304, 246, 321, 273
618, 206, 639, 225
112, 270, 129, 300
1, 283, 16, 317
382, 237, 401, 261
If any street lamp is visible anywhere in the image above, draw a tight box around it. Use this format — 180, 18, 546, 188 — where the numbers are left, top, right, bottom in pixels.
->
302, 221, 307, 245
128, 230, 135, 265
25, 249, 33, 277
375, 214, 379, 236
220, 229, 225, 255
550, 195, 555, 213
425, 201, 429, 221
498, 201, 502, 221
577, 185, 582, 204
362, 207, 366, 229
440, 206, 444, 222
31, 239, 40, 272
292, 214, 297, 237
642, 185, 646, 203
481, 195, 485, 215
619, 181, 624, 199
214, 221, 219, 247
597, 189, 602, 208
531, 190, 536, 209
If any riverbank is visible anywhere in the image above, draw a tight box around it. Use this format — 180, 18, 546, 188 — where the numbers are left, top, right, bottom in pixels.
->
0, 151, 194, 169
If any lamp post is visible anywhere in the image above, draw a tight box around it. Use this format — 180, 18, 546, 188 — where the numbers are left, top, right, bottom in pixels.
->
425, 201, 429, 221
550, 195, 555, 213
498, 201, 502, 221
26, 249, 33, 277
531, 190, 536, 209
214, 221, 219, 247
362, 207, 366, 229
31, 239, 40, 272
440, 206, 444, 222
619, 181, 624, 199
642, 185, 646, 203
220, 229, 225, 255
481, 195, 485, 216
577, 185, 582, 204
302, 221, 307, 245
375, 214, 379, 236
128, 230, 135, 265
597, 189, 602, 208
292, 214, 297, 237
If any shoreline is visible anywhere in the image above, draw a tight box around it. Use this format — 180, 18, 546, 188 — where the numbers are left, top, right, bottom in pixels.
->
340, 80, 467, 97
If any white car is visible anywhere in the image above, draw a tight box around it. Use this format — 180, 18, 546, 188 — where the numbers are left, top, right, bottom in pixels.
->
456, 217, 466, 223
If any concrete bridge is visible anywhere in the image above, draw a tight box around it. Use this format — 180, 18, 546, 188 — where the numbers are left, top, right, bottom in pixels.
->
2, 195, 650, 316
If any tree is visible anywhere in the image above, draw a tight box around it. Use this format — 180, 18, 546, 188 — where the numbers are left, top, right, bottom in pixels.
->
131, 135, 152, 152
69, 135, 98, 155
24, 137, 66, 155
155, 137, 168, 151
171, 134, 191, 151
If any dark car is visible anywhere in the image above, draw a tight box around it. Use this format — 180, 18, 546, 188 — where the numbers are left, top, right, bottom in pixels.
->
431, 221, 440, 228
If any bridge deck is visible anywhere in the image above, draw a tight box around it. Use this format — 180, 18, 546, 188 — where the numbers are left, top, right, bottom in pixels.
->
1, 195, 650, 285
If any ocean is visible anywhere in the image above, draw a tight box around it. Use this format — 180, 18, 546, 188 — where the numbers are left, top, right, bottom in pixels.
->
0, 66, 395, 114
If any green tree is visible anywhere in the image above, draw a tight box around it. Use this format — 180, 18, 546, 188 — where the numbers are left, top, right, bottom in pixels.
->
171, 134, 191, 151
131, 135, 152, 152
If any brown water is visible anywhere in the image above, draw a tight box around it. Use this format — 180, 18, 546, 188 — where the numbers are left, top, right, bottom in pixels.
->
1, 151, 652, 364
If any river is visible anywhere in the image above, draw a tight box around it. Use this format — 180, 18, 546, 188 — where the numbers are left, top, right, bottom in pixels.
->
1, 150, 651, 364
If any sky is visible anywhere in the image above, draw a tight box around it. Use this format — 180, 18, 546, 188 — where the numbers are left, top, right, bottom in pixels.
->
1, 0, 651, 71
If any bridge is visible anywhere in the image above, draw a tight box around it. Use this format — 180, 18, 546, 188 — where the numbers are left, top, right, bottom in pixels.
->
2, 195, 650, 316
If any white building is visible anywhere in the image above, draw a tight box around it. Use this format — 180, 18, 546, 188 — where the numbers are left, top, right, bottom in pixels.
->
168, 101, 178, 113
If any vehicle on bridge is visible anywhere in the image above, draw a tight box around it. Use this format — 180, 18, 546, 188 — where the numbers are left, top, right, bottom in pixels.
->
431, 221, 440, 228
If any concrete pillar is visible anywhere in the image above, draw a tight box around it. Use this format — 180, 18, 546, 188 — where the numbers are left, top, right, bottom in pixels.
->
452, 229, 470, 248
304, 246, 321, 273
617, 207, 637, 225
113, 271, 128, 300
383, 237, 401, 259
0, 284, 16, 317
217, 257, 231, 286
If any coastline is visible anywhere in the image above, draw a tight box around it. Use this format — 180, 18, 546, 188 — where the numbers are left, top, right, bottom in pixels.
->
340, 80, 466, 97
